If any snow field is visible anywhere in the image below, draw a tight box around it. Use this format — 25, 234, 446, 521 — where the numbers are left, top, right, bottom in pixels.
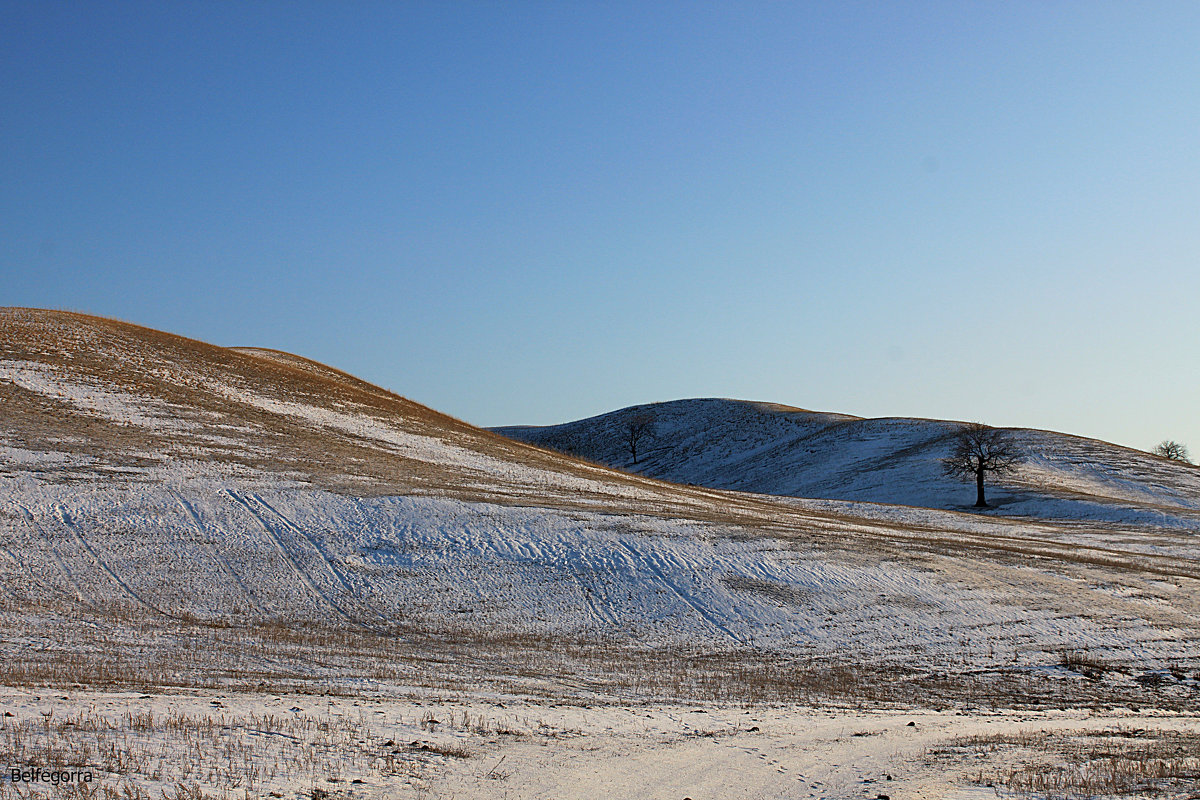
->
2, 471, 1197, 678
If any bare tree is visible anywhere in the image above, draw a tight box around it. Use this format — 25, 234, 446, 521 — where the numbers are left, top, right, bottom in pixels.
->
942, 422, 1022, 507
624, 412, 656, 464
1152, 440, 1191, 463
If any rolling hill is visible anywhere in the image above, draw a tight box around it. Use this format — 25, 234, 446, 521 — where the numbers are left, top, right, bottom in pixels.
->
2, 308, 1198, 708
493, 398, 1200, 526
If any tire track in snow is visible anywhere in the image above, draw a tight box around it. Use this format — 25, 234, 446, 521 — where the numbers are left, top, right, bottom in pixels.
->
487, 524, 619, 628
246, 494, 354, 595
50, 503, 169, 616
224, 490, 361, 626
568, 567, 618, 627
616, 539, 742, 643
171, 491, 263, 614
246, 492, 392, 626
11, 503, 92, 606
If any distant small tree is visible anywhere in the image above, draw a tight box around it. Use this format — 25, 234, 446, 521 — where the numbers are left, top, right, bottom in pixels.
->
624, 412, 656, 464
1152, 440, 1191, 463
942, 422, 1022, 508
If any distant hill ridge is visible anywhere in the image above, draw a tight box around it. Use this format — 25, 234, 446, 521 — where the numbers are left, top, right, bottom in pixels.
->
493, 398, 1200, 522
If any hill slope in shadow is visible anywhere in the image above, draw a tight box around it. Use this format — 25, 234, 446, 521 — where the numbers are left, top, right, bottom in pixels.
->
494, 398, 1200, 524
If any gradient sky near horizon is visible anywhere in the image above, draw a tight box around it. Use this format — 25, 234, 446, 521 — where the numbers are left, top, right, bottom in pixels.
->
3, 2, 1198, 452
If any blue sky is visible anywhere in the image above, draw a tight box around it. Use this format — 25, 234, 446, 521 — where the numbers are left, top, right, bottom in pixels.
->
3, 1, 1198, 452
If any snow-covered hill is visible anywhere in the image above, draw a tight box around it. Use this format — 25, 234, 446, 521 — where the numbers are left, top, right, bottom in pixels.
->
3, 309, 1199, 707
494, 398, 1200, 525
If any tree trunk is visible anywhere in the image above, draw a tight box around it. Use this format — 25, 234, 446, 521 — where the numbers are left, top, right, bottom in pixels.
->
975, 469, 987, 507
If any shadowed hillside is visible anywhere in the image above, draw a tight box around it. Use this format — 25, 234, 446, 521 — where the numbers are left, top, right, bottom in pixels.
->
494, 398, 1200, 524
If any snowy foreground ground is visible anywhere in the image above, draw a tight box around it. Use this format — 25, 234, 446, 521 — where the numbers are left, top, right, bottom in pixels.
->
3, 463, 1200, 799
3, 470, 1200, 799
5, 687, 1200, 800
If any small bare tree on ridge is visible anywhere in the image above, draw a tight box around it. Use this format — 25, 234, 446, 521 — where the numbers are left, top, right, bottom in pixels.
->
942, 422, 1022, 508
1152, 440, 1191, 463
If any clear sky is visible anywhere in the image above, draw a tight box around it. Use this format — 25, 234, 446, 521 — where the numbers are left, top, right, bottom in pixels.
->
3, 1, 1198, 452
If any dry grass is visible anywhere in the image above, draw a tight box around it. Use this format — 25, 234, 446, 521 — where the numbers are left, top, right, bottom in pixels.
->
0, 701, 428, 799
939, 727, 1200, 799
1059, 649, 1114, 681
0, 597, 1190, 710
